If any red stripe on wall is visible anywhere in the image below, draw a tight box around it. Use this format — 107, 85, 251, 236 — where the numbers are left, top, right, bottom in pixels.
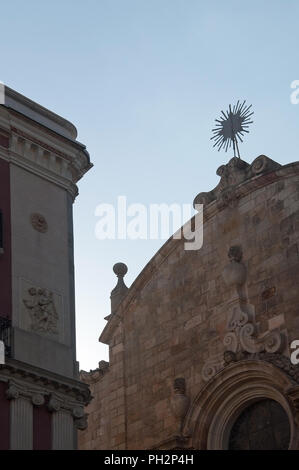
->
0, 381, 10, 449
33, 405, 52, 450
0, 158, 12, 319
0, 134, 9, 149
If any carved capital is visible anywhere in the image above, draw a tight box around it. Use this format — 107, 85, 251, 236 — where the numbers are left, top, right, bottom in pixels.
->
74, 414, 88, 431
6, 384, 20, 400
32, 393, 45, 407
72, 405, 85, 419
201, 354, 224, 382
47, 395, 61, 412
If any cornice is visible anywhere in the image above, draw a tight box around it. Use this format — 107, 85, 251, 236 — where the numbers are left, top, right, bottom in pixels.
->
0, 358, 91, 405
4, 86, 78, 140
100, 156, 299, 346
0, 100, 92, 199
0, 121, 92, 200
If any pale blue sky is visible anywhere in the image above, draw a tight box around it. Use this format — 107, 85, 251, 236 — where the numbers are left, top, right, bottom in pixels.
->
1, 0, 299, 370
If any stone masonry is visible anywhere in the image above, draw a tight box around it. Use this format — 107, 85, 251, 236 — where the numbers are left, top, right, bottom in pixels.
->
79, 155, 299, 450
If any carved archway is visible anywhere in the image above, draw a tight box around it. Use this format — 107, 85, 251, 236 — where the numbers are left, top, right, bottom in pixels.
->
184, 358, 299, 450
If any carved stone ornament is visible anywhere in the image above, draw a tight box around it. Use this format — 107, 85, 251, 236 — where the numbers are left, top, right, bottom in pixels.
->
32, 393, 45, 407
6, 384, 20, 400
222, 245, 247, 287
72, 406, 85, 419
170, 378, 190, 434
74, 414, 88, 431
193, 155, 281, 209
47, 396, 61, 412
223, 309, 283, 356
222, 246, 283, 357
202, 245, 284, 382
30, 213, 48, 233
201, 358, 224, 382
0, 364, 91, 408
23, 287, 59, 335
5, 381, 47, 406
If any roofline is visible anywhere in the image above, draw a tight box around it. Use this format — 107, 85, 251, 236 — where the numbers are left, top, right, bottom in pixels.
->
99, 157, 299, 345
3, 85, 78, 140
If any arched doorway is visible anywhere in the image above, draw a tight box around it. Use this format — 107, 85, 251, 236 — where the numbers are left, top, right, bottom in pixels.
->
184, 359, 298, 450
229, 399, 290, 450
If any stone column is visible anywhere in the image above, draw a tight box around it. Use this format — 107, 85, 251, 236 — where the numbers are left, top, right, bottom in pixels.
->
8, 384, 33, 450
52, 410, 74, 450
48, 397, 76, 450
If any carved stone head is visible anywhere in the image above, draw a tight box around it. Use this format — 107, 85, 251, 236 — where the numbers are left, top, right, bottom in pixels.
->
173, 377, 186, 395
228, 245, 243, 263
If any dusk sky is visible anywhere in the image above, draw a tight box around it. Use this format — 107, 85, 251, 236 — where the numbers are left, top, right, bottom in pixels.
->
1, 0, 299, 370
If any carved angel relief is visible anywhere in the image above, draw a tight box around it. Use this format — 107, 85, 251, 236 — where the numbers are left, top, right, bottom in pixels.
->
23, 287, 59, 335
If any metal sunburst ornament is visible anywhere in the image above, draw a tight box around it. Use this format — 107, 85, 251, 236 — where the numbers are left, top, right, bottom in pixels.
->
211, 100, 254, 158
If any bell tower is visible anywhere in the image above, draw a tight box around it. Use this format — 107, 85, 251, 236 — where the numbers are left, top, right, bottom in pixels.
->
0, 86, 92, 449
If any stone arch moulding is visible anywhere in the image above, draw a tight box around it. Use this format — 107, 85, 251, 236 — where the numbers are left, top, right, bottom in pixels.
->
183, 359, 299, 450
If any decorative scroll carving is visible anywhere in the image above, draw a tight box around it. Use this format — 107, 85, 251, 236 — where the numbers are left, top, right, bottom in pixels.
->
222, 245, 283, 357
30, 213, 48, 233
23, 287, 58, 335
47, 396, 62, 412
251, 154, 269, 174
193, 155, 281, 209
74, 414, 88, 431
32, 393, 45, 407
6, 384, 20, 400
225, 319, 283, 355
201, 356, 224, 382
201, 245, 284, 382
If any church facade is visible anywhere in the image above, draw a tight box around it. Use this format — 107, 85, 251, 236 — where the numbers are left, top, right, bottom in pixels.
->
0, 86, 92, 449
79, 155, 299, 450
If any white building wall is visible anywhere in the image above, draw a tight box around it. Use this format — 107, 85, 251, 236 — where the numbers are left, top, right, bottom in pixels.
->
10, 163, 76, 377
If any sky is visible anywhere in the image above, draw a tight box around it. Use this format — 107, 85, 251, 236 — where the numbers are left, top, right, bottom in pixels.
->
1, 0, 299, 370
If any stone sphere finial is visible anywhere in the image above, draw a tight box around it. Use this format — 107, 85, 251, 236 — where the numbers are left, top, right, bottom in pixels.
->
113, 262, 128, 278
111, 263, 129, 314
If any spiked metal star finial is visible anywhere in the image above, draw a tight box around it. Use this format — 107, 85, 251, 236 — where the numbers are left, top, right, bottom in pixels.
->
211, 100, 254, 158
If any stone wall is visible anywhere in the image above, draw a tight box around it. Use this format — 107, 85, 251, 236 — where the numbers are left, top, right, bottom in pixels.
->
79, 156, 299, 450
